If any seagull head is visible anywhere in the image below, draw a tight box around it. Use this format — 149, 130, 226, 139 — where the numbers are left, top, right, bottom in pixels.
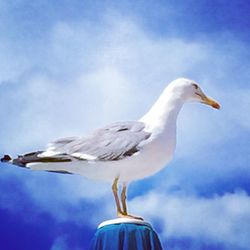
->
169, 78, 220, 109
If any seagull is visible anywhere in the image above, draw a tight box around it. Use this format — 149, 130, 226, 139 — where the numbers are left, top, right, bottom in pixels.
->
1, 78, 220, 219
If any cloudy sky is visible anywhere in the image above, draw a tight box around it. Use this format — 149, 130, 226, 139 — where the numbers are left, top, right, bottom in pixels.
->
0, 1, 250, 249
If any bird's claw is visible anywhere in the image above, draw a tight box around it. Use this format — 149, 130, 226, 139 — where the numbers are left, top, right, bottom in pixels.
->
117, 211, 144, 221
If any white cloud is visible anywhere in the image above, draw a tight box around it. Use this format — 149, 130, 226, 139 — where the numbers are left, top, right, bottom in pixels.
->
0, 15, 250, 250
50, 235, 68, 250
0, 41, 31, 84
130, 190, 250, 249
1, 15, 249, 158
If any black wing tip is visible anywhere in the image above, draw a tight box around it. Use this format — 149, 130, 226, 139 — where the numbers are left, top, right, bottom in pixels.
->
1, 155, 12, 162
46, 170, 72, 174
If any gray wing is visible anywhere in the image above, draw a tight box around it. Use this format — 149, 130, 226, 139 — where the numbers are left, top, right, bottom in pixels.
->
48, 121, 151, 161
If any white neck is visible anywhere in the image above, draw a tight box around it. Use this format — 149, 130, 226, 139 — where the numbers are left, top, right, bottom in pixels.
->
140, 86, 185, 135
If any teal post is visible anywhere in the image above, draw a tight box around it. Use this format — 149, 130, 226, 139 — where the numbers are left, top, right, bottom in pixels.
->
90, 219, 163, 250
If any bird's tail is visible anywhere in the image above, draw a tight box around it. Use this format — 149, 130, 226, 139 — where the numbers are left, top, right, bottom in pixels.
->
1, 152, 73, 174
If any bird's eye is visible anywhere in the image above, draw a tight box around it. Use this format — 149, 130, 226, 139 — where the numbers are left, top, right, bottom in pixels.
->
192, 83, 198, 89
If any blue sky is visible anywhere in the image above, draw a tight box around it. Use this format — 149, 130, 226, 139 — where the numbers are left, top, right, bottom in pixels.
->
0, 1, 250, 249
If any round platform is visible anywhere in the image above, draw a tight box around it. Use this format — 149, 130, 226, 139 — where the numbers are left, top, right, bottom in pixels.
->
90, 218, 163, 250
98, 218, 152, 229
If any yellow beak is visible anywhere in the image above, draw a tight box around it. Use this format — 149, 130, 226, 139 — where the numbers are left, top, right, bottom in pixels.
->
201, 95, 220, 109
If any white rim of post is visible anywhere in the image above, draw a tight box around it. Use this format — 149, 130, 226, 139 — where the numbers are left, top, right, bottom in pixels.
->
98, 218, 152, 229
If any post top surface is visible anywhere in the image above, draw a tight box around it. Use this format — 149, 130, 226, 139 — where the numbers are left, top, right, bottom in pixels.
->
98, 218, 152, 229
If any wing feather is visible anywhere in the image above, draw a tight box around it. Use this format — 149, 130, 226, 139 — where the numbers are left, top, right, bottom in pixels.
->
47, 121, 151, 161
